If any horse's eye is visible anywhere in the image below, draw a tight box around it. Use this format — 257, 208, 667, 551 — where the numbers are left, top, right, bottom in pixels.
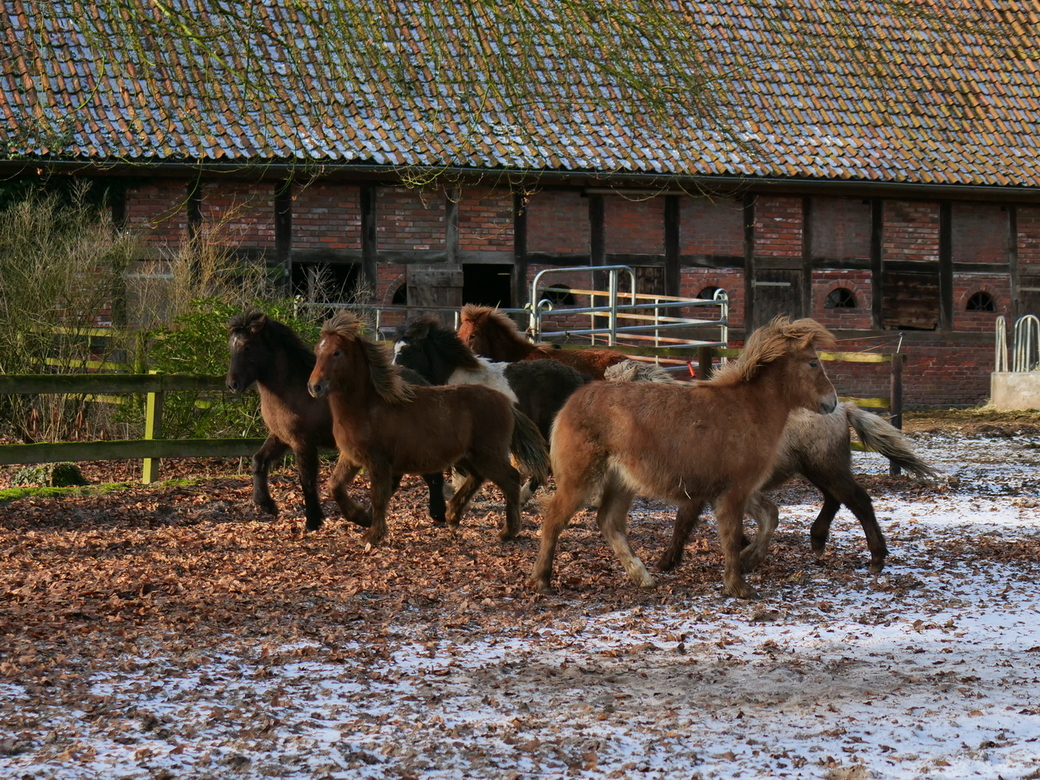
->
809, 360, 819, 368
333, 349, 342, 358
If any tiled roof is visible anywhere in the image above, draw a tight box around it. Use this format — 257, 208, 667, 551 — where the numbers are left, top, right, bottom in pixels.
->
3, 0, 1040, 188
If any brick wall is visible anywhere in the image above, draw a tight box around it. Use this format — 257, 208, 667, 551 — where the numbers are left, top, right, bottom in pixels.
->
952, 202, 1007, 263
377, 187, 445, 251
679, 268, 746, 329
811, 197, 871, 261
883, 201, 939, 262
293, 183, 361, 251
125, 181, 190, 251
754, 196, 803, 258
605, 196, 664, 255
199, 183, 275, 249
680, 196, 744, 257
526, 190, 589, 255
952, 274, 1011, 332
459, 186, 513, 252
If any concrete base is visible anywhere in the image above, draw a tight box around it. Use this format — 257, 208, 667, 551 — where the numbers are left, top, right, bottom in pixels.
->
990, 372, 1040, 411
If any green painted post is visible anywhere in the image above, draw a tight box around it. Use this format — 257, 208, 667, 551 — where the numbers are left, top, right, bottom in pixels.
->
142, 375, 164, 484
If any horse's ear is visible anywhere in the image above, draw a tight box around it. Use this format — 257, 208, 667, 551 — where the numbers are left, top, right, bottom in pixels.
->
248, 313, 268, 334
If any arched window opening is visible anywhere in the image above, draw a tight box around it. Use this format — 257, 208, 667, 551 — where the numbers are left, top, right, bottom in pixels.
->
966, 291, 996, 312
540, 284, 576, 306
697, 285, 724, 300
392, 284, 408, 305
825, 287, 857, 309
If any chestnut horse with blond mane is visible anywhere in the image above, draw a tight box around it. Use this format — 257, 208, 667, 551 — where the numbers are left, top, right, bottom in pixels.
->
456, 304, 627, 380
308, 311, 549, 546
529, 316, 839, 600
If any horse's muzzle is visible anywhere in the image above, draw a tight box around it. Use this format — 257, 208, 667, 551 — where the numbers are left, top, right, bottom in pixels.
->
819, 391, 839, 414
308, 379, 328, 399
226, 376, 243, 393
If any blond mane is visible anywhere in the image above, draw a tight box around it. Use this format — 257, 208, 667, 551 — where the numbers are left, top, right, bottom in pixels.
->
713, 316, 835, 384
322, 310, 415, 403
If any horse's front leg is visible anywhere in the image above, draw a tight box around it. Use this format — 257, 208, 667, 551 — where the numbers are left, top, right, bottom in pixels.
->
528, 478, 590, 593
363, 466, 397, 546
294, 445, 325, 532
658, 500, 705, 571
327, 455, 369, 530
739, 492, 779, 572
252, 434, 289, 517
716, 490, 758, 599
421, 472, 447, 525
444, 465, 484, 529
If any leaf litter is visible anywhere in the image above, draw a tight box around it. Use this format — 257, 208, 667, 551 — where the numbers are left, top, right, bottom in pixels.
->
1, 418, 1039, 779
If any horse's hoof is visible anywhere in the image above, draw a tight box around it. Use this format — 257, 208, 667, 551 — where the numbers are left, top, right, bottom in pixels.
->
256, 500, 279, 517
528, 577, 553, 594
723, 581, 760, 600
656, 552, 681, 572
868, 560, 886, 574
304, 518, 324, 532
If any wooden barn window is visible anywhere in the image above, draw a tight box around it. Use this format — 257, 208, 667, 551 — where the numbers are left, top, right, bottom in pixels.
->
881, 269, 940, 330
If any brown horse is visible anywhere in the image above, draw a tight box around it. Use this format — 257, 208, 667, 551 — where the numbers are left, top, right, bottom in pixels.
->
225, 312, 446, 532
456, 304, 627, 380
308, 311, 550, 546
605, 360, 935, 574
529, 316, 838, 599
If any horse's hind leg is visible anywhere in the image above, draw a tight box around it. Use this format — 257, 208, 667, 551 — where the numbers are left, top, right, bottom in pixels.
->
595, 478, 652, 589
740, 493, 779, 573
252, 435, 289, 517
808, 472, 888, 573
328, 456, 370, 530
528, 478, 593, 593
445, 466, 484, 529
658, 500, 705, 572
484, 459, 525, 541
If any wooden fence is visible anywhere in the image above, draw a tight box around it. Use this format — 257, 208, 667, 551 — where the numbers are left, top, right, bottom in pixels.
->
0, 346, 904, 485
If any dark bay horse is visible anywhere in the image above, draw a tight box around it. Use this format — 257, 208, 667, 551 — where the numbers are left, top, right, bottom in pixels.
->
456, 304, 628, 380
226, 312, 446, 531
392, 316, 590, 498
308, 311, 550, 547
605, 360, 935, 574
529, 316, 839, 600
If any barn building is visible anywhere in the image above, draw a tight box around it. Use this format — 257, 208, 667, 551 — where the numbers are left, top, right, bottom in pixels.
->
3, 1, 1040, 406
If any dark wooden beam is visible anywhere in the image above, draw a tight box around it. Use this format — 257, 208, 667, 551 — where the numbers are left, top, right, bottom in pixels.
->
664, 195, 680, 296
939, 201, 953, 331
870, 199, 883, 329
361, 184, 377, 294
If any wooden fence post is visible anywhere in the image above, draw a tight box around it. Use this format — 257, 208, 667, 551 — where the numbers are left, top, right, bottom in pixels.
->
696, 346, 713, 380
889, 352, 904, 476
142, 376, 164, 484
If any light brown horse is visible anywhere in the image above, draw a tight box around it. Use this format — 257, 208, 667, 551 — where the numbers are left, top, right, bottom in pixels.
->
456, 304, 627, 380
308, 311, 549, 547
529, 316, 838, 599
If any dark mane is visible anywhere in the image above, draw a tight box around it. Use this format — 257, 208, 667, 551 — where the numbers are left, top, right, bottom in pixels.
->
712, 316, 834, 384
401, 316, 482, 371
322, 310, 415, 404
229, 311, 316, 371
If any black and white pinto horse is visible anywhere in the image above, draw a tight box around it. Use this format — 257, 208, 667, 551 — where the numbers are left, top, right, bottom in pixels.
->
393, 315, 590, 500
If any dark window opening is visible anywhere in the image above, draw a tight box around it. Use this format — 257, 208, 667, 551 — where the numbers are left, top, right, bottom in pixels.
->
392, 284, 408, 305
463, 264, 512, 308
697, 285, 723, 300
539, 284, 576, 306
291, 262, 361, 303
825, 287, 857, 309
966, 291, 996, 312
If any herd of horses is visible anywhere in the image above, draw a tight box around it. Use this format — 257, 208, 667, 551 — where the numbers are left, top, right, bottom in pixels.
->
226, 305, 934, 599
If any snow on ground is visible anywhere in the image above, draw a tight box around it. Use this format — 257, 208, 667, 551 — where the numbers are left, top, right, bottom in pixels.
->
2, 430, 1040, 780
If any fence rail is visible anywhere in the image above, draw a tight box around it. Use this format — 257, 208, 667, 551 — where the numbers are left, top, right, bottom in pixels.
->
0, 344, 904, 484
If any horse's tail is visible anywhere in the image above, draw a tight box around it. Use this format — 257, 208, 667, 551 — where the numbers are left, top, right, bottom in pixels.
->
509, 406, 551, 484
844, 403, 936, 478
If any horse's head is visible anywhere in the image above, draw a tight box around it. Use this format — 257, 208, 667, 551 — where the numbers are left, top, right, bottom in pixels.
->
226, 311, 269, 393
456, 305, 488, 354
310, 310, 415, 403
392, 318, 437, 381
738, 316, 838, 414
